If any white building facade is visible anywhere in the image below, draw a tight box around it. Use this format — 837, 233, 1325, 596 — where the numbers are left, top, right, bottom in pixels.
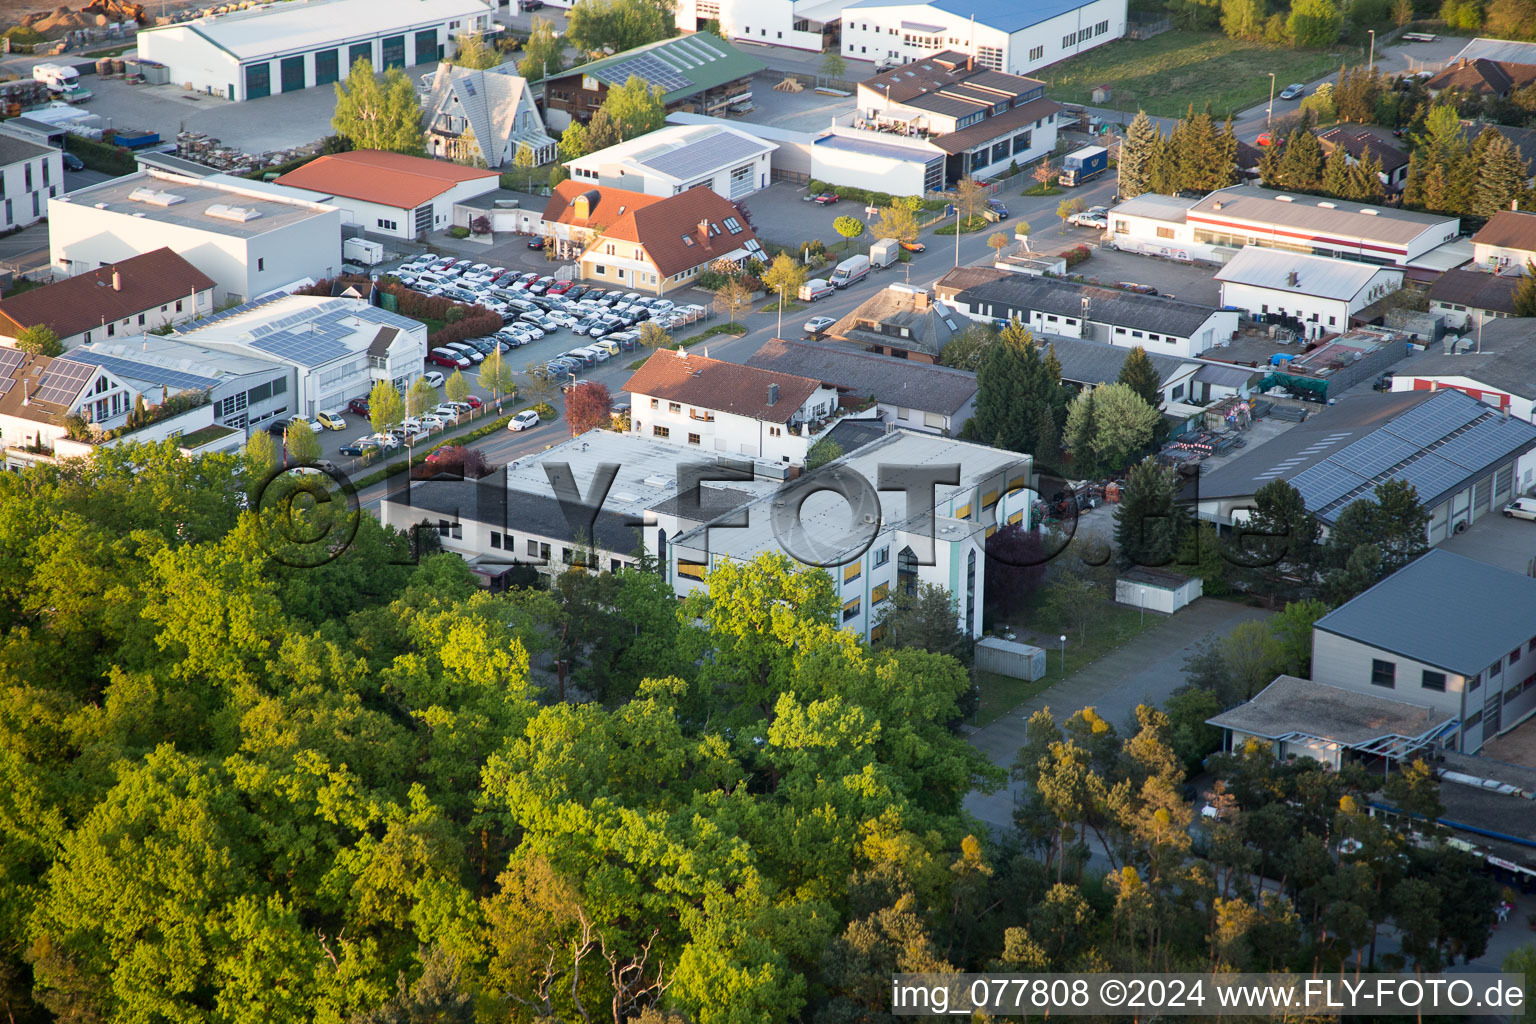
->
48, 170, 342, 305
0, 136, 62, 231
838, 0, 1126, 76
566, 124, 775, 200
672, 0, 844, 52
1215, 248, 1404, 338
137, 0, 493, 101
276, 151, 500, 241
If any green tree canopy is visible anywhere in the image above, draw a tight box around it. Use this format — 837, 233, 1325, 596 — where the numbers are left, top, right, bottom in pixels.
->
1064, 383, 1160, 478
566, 0, 674, 57
15, 324, 62, 357
518, 16, 566, 81
332, 58, 424, 154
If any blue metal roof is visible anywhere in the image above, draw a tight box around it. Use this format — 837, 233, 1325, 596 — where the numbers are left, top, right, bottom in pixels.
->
1315, 549, 1536, 676
843, 0, 1102, 34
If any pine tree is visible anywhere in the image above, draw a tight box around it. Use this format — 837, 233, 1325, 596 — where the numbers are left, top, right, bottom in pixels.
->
1117, 346, 1163, 410
1177, 110, 1218, 192
1147, 132, 1178, 195
1416, 161, 1453, 214
1471, 131, 1530, 218
1119, 111, 1159, 199
1322, 146, 1353, 198
1278, 128, 1325, 191
1115, 460, 1180, 569
1513, 262, 1536, 317
1212, 116, 1240, 189
1259, 142, 1284, 187
1064, 387, 1100, 477
1349, 150, 1386, 202
1034, 404, 1060, 467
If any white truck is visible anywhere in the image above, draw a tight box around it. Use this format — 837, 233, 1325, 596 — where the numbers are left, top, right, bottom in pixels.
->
830, 253, 870, 289
869, 237, 899, 269
343, 237, 385, 266
33, 64, 90, 104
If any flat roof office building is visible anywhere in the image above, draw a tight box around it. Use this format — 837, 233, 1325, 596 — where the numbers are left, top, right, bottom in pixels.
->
137, 0, 493, 101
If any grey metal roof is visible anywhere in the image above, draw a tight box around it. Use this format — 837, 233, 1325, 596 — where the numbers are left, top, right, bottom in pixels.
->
1216, 247, 1399, 301
1451, 37, 1536, 65
1425, 268, 1519, 314
821, 416, 891, 454
403, 478, 644, 555
1193, 362, 1259, 387
1110, 193, 1200, 224
1191, 185, 1457, 248
0, 134, 53, 167
954, 275, 1223, 339
1196, 388, 1536, 523
639, 129, 771, 179
1395, 320, 1536, 397
1315, 549, 1536, 676
745, 338, 977, 416
1039, 335, 1190, 388
1208, 674, 1454, 745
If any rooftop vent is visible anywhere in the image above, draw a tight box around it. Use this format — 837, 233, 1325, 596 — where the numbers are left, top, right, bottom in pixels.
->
1361, 208, 1379, 215
204, 203, 263, 223
1275, 195, 1294, 202
128, 187, 185, 207
1317, 202, 1336, 209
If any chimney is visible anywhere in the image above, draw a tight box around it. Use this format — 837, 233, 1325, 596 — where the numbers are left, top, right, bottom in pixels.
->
1287, 270, 1299, 287
767, 382, 779, 406
21, 377, 28, 406
913, 288, 930, 310
697, 218, 710, 240
111, 270, 121, 291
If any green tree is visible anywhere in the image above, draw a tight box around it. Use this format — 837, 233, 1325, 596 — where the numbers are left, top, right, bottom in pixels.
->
820, 50, 846, 83
987, 231, 1011, 261
368, 378, 405, 434
713, 277, 754, 324
519, 17, 566, 82
1287, 0, 1342, 45
522, 362, 558, 407
1220, 0, 1266, 38
1115, 460, 1181, 569
761, 252, 807, 337
1168, 0, 1222, 30
953, 176, 990, 242
1118, 111, 1160, 199
941, 323, 997, 371
548, 163, 570, 188
445, 368, 472, 406
598, 74, 667, 142
871, 203, 920, 243
1302, 81, 1338, 124
558, 120, 590, 162
1116, 346, 1162, 411
1347, 150, 1386, 202
1224, 619, 1285, 699
1270, 598, 1328, 677
833, 215, 866, 250
872, 581, 972, 666
484, 350, 518, 405
332, 59, 423, 154
1322, 146, 1354, 198
967, 319, 1064, 454
1503, 944, 1536, 1023
805, 437, 843, 471
566, 0, 674, 56
285, 419, 321, 464
449, 31, 498, 70
513, 142, 537, 190
1471, 130, 1530, 218
1514, 262, 1536, 317
1276, 126, 1325, 190
637, 320, 671, 351
14, 324, 62, 357
1056, 197, 1084, 232
1393, 0, 1414, 23
406, 376, 439, 421
1064, 383, 1160, 477
243, 428, 278, 482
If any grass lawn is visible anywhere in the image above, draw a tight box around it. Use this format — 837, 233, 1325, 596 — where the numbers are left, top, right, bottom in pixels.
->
1022, 182, 1063, 196
935, 214, 990, 236
1040, 31, 1350, 118
973, 671, 1056, 728
760, 300, 806, 314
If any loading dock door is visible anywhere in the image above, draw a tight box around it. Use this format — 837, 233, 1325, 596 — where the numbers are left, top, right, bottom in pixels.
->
381, 35, 406, 69
244, 62, 271, 99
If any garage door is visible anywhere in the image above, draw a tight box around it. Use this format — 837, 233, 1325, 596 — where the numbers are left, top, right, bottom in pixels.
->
381, 35, 406, 69
280, 55, 305, 92
244, 62, 270, 99
1474, 476, 1491, 514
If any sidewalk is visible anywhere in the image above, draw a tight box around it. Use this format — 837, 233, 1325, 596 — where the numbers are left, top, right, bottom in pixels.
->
964, 597, 1274, 830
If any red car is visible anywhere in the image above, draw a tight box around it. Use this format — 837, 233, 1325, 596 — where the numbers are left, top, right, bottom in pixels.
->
811, 192, 840, 205
1256, 132, 1282, 147
348, 397, 370, 416
547, 280, 574, 295
465, 395, 483, 409
427, 347, 471, 369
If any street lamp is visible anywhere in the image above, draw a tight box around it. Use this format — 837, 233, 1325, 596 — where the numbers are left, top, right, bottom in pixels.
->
1367, 29, 1376, 72
1059, 634, 1067, 675
1265, 72, 1276, 133
1138, 586, 1146, 626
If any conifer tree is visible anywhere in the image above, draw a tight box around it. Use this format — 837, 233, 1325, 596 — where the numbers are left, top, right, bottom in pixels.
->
1119, 111, 1160, 199
1276, 127, 1325, 191
1349, 151, 1386, 202
1117, 346, 1163, 411
1513, 262, 1536, 317
1471, 131, 1530, 218
1322, 146, 1353, 198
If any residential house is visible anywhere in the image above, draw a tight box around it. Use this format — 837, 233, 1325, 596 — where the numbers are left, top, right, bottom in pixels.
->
1311, 549, 1536, 754
1426, 268, 1520, 330
746, 337, 978, 434
565, 123, 775, 201
541, 180, 763, 295
420, 62, 557, 167
1316, 126, 1410, 190
0, 135, 66, 231
1038, 334, 1202, 407
1425, 55, 1536, 97
848, 52, 1061, 186
823, 284, 969, 363
1193, 387, 1536, 543
1214, 247, 1403, 339
942, 268, 1239, 358
0, 248, 216, 350
49, 169, 342, 305
276, 149, 499, 240
1390, 320, 1536, 424
541, 33, 763, 132
1471, 209, 1536, 273
623, 348, 840, 463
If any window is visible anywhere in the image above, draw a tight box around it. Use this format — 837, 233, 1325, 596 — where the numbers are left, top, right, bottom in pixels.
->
872, 582, 890, 604
688, 432, 700, 445
982, 488, 999, 509
955, 502, 971, 520
677, 559, 707, 580
668, 401, 681, 413
1370, 659, 1396, 688
1512, 648, 1522, 666
490, 533, 502, 549
843, 561, 861, 583
1029, 44, 1043, 61
768, 426, 781, 437
1156, 226, 1175, 240
1422, 670, 1446, 692
842, 597, 861, 621
650, 398, 659, 408
137, 313, 145, 326
873, 545, 889, 567
653, 425, 670, 438
1172, 384, 1185, 401
257, 258, 265, 271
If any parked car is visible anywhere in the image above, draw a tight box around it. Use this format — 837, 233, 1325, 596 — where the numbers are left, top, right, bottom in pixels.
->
1256, 132, 1281, 147
445, 342, 484, 364
508, 409, 540, 431
62, 152, 85, 172
338, 442, 368, 457
1118, 282, 1159, 295
316, 410, 348, 431
527, 236, 546, 249
899, 240, 926, 252
547, 280, 574, 295
1279, 83, 1307, 100
1068, 208, 1109, 228
347, 397, 370, 416
809, 192, 839, 205
422, 371, 446, 387
804, 315, 837, 334
1504, 497, 1536, 520
428, 347, 470, 369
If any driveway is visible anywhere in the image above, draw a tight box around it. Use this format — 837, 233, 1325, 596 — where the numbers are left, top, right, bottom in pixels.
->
1439, 511, 1536, 576
963, 598, 1275, 830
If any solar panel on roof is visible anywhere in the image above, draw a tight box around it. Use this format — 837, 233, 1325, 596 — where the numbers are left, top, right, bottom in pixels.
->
1435, 415, 1532, 471
0, 348, 23, 395
68, 351, 220, 392
1331, 432, 1419, 478
32, 358, 96, 407
1291, 462, 1365, 510
1385, 394, 1480, 444
1394, 459, 1468, 503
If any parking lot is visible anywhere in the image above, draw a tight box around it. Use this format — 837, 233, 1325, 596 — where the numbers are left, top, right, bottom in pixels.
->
1439, 510, 1536, 576
1050, 238, 1225, 306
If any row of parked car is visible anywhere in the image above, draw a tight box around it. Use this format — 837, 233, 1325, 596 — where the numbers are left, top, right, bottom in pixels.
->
330, 397, 486, 456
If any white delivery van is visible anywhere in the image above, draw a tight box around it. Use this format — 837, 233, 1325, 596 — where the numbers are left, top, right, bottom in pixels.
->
830, 254, 870, 289
798, 278, 834, 301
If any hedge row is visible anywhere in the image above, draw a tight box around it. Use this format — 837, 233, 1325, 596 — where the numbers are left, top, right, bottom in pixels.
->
63, 135, 136, 176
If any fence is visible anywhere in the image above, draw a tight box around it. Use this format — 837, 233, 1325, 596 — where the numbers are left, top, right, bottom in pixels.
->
1125, 15, 1172, 39
759, 69, 858, 94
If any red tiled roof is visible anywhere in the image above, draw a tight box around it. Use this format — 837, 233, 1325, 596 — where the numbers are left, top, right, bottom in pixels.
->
1473, 209, 1536, 253
609, 189, 760, 277
542, 179, 664, 228
622, 349, 822, 423
0, 247, 215, 342
276, 150, 497, 209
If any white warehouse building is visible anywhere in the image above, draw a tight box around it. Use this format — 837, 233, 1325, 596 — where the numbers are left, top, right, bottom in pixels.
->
839, 0, 1127, 76
566, 123, 776, 201
1215, 247, 1404, 339
136, 0, 493, 101
48, 169, 342, 305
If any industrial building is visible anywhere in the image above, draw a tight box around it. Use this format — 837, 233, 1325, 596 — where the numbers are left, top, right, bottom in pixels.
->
48, 169, 342, 305
565, 123, 776, 200
276, 150, 499, 241
672, 0, 843, 52
839, 0, 1126, 76
1214, 248, 1404, 338
136, 0, 493, 101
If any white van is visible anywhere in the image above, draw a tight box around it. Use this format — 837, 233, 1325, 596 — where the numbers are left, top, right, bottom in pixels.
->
592, 338, 621, 357
798, 279, 834, 302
